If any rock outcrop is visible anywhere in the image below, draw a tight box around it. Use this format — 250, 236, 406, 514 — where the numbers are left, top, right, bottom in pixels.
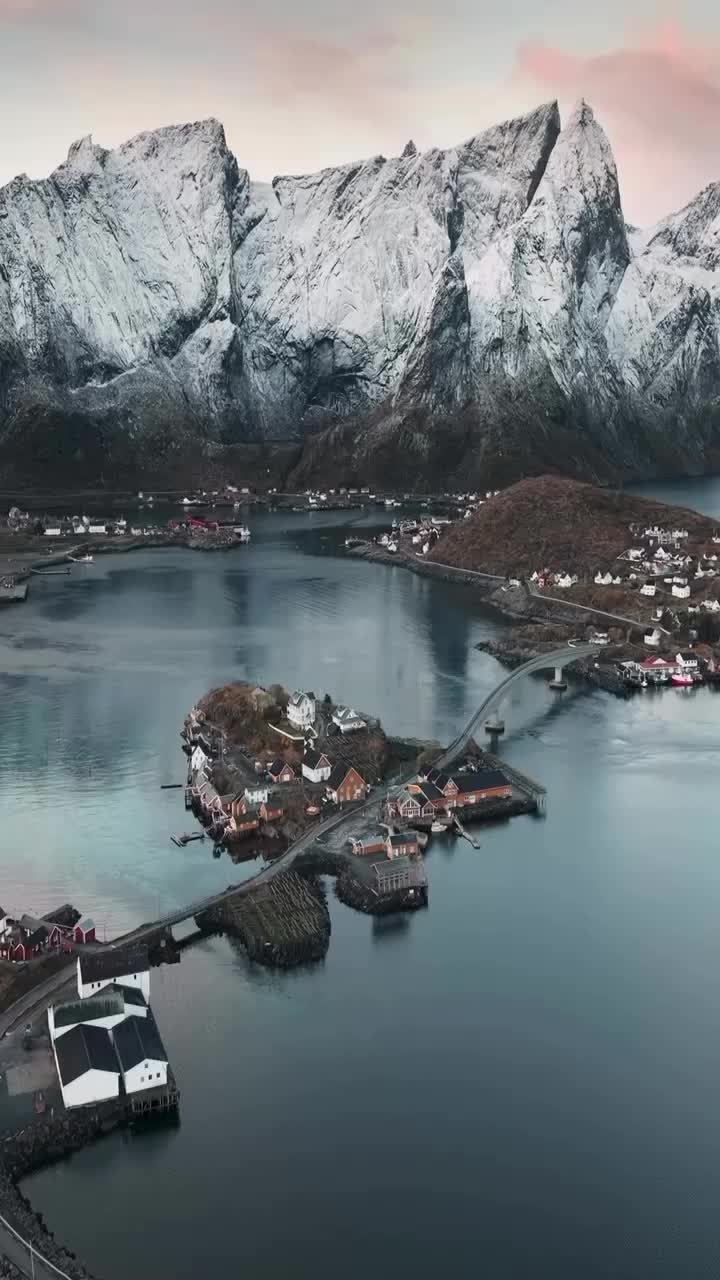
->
1, 101, 719, 487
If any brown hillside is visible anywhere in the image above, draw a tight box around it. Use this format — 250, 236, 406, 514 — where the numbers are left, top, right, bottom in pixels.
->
433, 476, 716, 575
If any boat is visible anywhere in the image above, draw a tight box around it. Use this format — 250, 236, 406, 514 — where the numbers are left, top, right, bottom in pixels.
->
431, 820, 449, 833
69, 554, 93, 564
233, 526, 251, 542
671, 672, 694, 686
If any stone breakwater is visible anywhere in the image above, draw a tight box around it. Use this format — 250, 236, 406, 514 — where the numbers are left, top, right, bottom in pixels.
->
0, 1104, 129, 1279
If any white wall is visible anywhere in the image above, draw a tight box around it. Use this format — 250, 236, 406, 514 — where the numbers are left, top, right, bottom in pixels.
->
122, 1058, 168, 1094
78, 962, 150, 1002
57, 1066, 120, 1109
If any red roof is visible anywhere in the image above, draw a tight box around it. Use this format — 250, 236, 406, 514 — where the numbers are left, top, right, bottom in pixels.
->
639, 656, 675, 668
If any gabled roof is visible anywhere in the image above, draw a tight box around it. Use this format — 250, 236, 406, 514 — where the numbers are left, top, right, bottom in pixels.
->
333, 706, 365, 722
328, 763, 366, 789
53, 991, 125, 1030
268, 758, 293, 776
303, 748, 331, 769
113, 1009, 167, 1071
79, 945, 148, 985
415, 781, 443, 803
289, 690, 313, 707
55, 1024, 119, 1083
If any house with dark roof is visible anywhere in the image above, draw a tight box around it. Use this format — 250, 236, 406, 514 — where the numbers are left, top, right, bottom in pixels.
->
77, 945, 150, 1001
326, 764, 367, 804
302, 749, 332, 784
52, 1024, 121, 1108
113, 1009, 168, 1094
385, 831, 419, 859
450, 768, 512, 806
268, 759, 295, 784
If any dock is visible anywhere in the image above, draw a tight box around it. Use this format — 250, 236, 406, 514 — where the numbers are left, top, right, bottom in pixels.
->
452, 815, 481, 848
171, 831, 205, 847
485, 751, 547, 815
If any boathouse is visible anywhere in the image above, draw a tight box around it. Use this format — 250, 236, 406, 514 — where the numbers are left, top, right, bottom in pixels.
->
53, 1024, 121, 1109
452, 768, 513, 806
78, 945, 150, 1001
113, 1009, 168, 1094
74, 917, 96, 944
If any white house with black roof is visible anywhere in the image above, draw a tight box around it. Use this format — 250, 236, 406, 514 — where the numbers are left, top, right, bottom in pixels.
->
77, 944, 150, 1001
53, 1024, 121, 1109
113, 1009, 168, 1094
301, 748, 332, 784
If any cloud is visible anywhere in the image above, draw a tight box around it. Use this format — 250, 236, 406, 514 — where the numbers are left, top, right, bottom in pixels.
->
514, 21, 720, 224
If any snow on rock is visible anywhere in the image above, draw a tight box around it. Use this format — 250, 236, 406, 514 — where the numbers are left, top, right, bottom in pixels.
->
1, 100, 720, 485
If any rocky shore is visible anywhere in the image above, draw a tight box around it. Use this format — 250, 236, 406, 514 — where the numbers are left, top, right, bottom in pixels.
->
0, 1104, 132, 1279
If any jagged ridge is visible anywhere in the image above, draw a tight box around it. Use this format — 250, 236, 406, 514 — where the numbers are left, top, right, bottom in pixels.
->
1, 100, 719, 488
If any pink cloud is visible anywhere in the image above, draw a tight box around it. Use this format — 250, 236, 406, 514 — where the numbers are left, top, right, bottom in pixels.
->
514, 21, 720, 224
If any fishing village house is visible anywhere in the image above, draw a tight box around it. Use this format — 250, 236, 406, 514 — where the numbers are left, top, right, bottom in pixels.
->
287, 691, 316, 730
385, 831, 419, 859
113, 1010, 169, 1095
268, 759, 296, 784
331, 706, 367, 734
326, 764, 368, 804
258, 798, 284, 823
302, 749, 333, 783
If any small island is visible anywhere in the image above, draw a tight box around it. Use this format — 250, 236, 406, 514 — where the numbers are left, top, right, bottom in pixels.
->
181, 679, 544, 959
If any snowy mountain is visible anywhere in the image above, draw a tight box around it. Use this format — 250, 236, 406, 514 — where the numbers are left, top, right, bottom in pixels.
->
1, 101, 719, 487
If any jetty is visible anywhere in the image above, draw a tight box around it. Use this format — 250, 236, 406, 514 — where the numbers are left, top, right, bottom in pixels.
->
452, 814, 481, 848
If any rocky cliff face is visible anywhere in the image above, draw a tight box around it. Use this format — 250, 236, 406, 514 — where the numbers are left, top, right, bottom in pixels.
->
1, 102, 719, 487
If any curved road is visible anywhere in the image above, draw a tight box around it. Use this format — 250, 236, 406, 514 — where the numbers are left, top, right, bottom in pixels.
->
0, 643, 598, 1038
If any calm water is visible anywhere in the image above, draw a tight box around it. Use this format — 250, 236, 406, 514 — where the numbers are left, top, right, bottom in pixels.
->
2, 488, 720, 1279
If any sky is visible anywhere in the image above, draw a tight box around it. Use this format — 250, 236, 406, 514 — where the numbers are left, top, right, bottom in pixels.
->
0, 0, 719, 225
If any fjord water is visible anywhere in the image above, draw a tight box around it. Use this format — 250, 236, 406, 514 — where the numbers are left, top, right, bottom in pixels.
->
3, 494, 720, 1279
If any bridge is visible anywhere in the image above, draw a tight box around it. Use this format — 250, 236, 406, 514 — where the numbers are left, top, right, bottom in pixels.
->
434, 642, 601, 768
0, 644, 600, 1039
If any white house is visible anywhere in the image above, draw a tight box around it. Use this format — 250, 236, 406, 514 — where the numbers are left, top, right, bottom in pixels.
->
113, 1010, 168, 1094
53, 1024, 120, 1109
628, 549, 643, 561
640, 583, 656, 597
44, 527, 61, 537
555, 574, 573, 589
88, 524, 107, 535
302, 750, 333, 784
287, 691, 316, 730
332, 707, 367, 734
190, 744, 208, 777
672, 583, 690, 599
644, 628, 662, 647
594, 572, 613, 586
77, 945, 150, 1002
676, 652, 699, 672
243, 785, 269, 806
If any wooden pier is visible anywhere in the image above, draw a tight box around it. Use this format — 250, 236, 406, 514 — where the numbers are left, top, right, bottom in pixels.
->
452, 815, 481, 848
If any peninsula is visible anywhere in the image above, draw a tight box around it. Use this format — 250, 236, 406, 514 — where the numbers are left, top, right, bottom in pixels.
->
352, 476, 720, 689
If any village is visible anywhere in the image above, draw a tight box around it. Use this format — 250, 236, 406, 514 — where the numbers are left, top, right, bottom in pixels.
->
182, 680, 543, 909
350, 485, 720, 694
